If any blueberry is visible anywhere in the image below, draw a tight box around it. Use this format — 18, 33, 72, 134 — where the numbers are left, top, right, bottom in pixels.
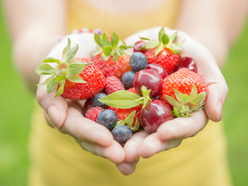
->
111, 125, 132, 146
129, 52, 148, 72
96, 109, 117, 131
122, 71, 136, 89
92, 93, 108, 109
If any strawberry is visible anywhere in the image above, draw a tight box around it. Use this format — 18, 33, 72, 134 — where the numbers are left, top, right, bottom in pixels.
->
105, 76, 125, 95
91, 32, 131, 79
35, 38, 106, 99
143, 27, 183, 74
85, 107, 104, 122
160, 68, 208, 117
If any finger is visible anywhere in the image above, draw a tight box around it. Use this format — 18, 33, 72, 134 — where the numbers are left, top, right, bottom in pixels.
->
116, 157, 140, 175
36, 83, 68, 128
138, 133, 182, 158
175, 30, 228, 122
157, 110, 208, 141
61, 106, 114, 147
77, 140, 125, 164
124, 130, 149, 163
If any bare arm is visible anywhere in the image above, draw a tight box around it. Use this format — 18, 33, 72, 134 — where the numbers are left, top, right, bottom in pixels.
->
2, 0, 68, 93
175, 0, 248, 67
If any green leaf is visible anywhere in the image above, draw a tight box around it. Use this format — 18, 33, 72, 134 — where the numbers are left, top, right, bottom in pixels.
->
66, 74, 87, 83
124, 110, 136, 126
35, 64, 55, 75
154, 43, 164, 56
65, 45, 79, 64
111, 32, 119, 48
102, 45, 112, 56
90, 46, 102, 56
189, 84, 198, 100
101, 53, 110, 61
99, 90, 142, 109
55, 75, 66, 82
145, 40, 159, 49
41, 57, 61, 64
173, 107, 179, 117
101, 33, 110, 47
94, 33, 102, 47
37, 75, 55, 86
55, 80, 65, 97
192, 92, 207, 105
169, 31, 178, 43
164, 95, 182, 108
116, 48, 123, 57
68, 62, 88, 75
130, 117, 140, 132
136, 86, 152, 108
174, 89, 190, 103
139, 37, 150, 41
62, 38, 71, 62
112, 55, 118, 61
158, 27, 169, 45
47, 77, 58, 94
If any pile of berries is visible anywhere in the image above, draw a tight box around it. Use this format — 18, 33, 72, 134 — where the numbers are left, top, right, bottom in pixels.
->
35, 28, 208, 146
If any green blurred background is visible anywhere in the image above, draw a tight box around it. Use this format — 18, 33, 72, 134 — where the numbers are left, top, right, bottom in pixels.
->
1, 3, 248, 186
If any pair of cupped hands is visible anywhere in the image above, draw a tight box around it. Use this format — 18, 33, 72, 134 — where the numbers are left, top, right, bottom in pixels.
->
36, 27, 228, 175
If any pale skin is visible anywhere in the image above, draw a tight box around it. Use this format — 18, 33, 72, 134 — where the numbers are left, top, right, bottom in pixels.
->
3, 0, 248, 175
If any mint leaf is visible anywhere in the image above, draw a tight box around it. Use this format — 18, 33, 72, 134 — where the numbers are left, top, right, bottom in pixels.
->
99, 90, 141, 108
124, 110, 136, 126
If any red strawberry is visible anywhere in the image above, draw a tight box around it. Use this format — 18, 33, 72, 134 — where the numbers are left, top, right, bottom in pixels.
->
160, 68, 208, 117
143, 27, 183, 74
85, 107, 104, 122
105, 76, 125, 95
35, 38, 106, 99
91, 32, 131, 79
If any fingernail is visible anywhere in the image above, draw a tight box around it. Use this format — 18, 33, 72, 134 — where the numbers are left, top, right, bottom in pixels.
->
47, 106, 60, 127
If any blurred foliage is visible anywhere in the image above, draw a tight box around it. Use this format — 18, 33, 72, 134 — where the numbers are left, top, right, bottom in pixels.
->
0, 2, 248, 186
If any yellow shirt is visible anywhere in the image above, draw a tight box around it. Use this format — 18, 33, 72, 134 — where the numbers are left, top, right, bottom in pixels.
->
28, 0, 232, 185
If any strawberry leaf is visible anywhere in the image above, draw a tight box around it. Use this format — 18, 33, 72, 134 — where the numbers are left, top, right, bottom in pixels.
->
66, 74, 87, 83
62, 38, 71, 62
165, 95, 182, 108
99, 90, 141, 109
68, 61, 89, 75
169, 31, 178, 43
65, 45, 79, 64
124, 110, 136, 126
37, 75, 55, 86
56, 80, 65, 97
90, 46, 102, 56
189, 84, 198, 100
41, 57, 60, 64
55, 75, 66, 82
35, 64, 55, 75
158, 27, 169, 45
154, 43, 164, 56
174, 89, 190, 104
145, 40, 159, 49
192, 92, 207, 105
47, 77, 58, 94
139, 37, 150, 41
111, 32, 119, 49
102, 45, 112, 56
101, 33, 111, 47
94, 33, 102, 47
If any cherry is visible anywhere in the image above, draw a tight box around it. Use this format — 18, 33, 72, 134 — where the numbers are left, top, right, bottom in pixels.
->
141, 99, 173, 133
146, 63, 168, 79
133, 40, 148, 54
133, 69, 162, 98
174, 57, 198, 73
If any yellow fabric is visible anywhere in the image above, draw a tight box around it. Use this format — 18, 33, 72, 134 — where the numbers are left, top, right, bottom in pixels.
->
28, 0, 232, 185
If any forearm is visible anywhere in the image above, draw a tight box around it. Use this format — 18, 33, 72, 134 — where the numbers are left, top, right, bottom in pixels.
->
175, 0, 248, 68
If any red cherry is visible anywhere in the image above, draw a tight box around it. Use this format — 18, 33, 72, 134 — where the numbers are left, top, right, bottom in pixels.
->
146, 63, 168, 79
141, 99, 173, 133
133, 69, 162, 98
133, 40, 148, 54
174, 57, 198, 73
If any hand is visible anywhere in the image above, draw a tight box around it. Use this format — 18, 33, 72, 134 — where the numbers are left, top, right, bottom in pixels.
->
36, 32, 125, 165
119, 26, 228, 172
